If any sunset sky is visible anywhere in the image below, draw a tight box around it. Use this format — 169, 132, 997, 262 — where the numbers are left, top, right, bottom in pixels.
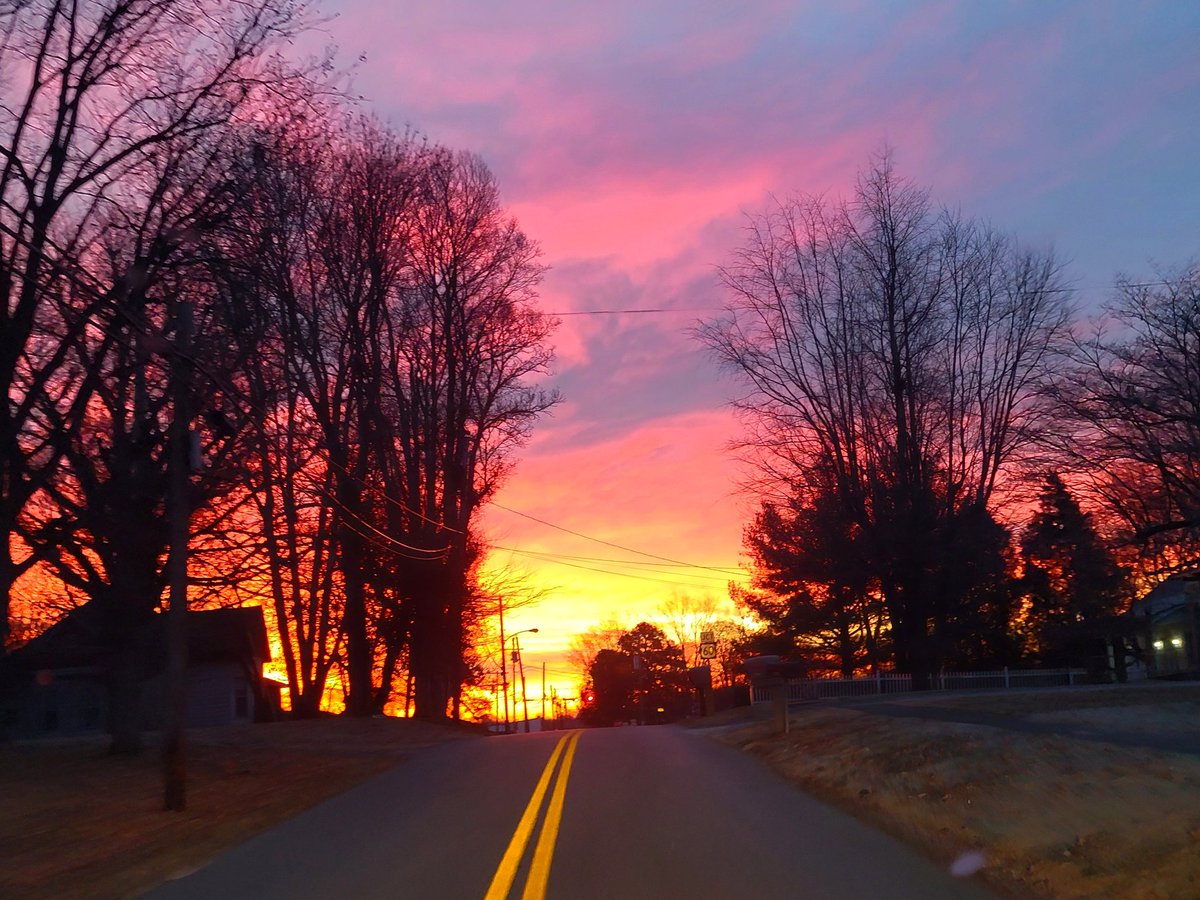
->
323, 1, 1200, 697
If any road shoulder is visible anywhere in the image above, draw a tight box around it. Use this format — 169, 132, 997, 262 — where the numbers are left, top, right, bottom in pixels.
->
717, 686, 1200, 899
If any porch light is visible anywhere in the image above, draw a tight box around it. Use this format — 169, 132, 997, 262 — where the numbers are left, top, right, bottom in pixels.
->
1153, 639, 1164, 650
1171, 636, 1184, 648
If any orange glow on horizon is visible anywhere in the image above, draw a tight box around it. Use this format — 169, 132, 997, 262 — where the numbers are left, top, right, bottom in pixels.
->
477, 407, 753, 687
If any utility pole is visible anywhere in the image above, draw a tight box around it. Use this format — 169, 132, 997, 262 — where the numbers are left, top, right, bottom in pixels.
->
498, 596, 509, 734
164, 295, 193, 812
515, 635, 530, 733
541, 662, 546, 726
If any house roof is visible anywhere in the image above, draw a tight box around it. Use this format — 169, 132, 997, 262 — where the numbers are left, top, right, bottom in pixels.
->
6, 603, 271, 672
1130, 573, 1200, 620
187, 607, 270, 665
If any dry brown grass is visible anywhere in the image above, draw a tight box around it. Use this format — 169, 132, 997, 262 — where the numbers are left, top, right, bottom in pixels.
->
910, 682, 1200, 719
0, 717, 481, 900
723, 689, 1200, 900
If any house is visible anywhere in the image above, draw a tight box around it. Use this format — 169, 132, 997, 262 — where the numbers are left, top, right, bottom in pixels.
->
1129, 574, 1200, 676
2, 604, 278, 739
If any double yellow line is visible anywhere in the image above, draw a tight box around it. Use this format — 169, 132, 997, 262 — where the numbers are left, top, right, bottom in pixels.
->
484, 730, 581, 900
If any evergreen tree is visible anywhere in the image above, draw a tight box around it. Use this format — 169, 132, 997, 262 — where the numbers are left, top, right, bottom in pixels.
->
617, 622, 690, 721
1020, 475, 1127, 664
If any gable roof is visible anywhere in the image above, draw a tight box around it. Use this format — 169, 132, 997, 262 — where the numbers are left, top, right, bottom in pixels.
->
7, 604, 271, 672
188, 607, 270, 665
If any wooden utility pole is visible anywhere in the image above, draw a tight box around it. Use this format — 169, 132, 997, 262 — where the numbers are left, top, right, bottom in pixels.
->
541, 662, 546, 725
164, 296, 193, 811
515, 635, 530, 733
498, 596, 509, 733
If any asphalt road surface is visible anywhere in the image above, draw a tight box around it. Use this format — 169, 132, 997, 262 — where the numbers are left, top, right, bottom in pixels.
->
147, 725, 993, 900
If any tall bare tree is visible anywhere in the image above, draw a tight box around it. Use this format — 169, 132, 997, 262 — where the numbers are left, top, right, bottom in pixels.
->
383, 150, 557, 718
700, 155, 1070, 685
235, 127, 556, 718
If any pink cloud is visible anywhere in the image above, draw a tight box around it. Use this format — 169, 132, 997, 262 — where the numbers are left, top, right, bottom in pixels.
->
511, 170, 771, 271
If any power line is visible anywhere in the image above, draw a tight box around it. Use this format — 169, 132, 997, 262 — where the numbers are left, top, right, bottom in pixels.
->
489, 501, 743, 575
544, 282, 1182, 317
494, 546, 745, 575
494, 546, 742, 584
494, 548, 739, 589
548, 306, 722, 316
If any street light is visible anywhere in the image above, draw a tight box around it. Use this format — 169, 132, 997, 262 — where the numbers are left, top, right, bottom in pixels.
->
510, 628, 538, 733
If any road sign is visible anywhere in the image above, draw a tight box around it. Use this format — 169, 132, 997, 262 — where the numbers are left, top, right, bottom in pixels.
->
699, 630, 715, 644
699, 642, 717, 660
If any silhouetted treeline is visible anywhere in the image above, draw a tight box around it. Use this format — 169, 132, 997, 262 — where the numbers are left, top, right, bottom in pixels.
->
580, 622, 691, 726
1, 0, 556, 748
703, 153, 1200, 682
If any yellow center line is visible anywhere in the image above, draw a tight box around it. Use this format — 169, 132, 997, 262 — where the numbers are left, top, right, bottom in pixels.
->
520, 730, 580, 900
484, 733, 572, 900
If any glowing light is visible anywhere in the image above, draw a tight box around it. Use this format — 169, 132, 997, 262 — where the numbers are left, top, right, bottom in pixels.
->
1153, 640, 1164, 650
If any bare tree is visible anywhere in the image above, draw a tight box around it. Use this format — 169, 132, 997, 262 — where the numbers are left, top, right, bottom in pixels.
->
225, 117, 426, 717
567, 620, 626, 683
1050, 265, 1200, 571
234, 128, 557, 719
656, 593, 719, 668
382, 150, 558, 718
700, 154, 1070, 685
0, 0, 312, 661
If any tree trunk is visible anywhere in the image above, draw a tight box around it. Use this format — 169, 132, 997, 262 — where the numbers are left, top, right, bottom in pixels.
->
338, 479, 373, 717
105, 604, 150, 755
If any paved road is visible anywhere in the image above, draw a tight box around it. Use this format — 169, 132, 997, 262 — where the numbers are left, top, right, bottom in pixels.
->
147, 725, 993, 900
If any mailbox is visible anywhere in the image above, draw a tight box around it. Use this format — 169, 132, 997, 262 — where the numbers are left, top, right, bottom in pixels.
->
744, 655, 806, 685
744, 655, 804, 735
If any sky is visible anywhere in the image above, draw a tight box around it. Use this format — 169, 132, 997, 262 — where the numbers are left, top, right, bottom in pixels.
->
321, 0, 1200, 699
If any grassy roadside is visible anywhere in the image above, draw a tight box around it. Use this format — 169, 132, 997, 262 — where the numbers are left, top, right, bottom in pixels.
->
718, 686, 1200, 899
0, 718, 481, 900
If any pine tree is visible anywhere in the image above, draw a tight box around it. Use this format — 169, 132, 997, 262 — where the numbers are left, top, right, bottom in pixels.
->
1020, 475, 1126, 663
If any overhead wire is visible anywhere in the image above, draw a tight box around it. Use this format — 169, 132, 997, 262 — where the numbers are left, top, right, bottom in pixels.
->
492, 549, 739, 589
493, 546, 742, 585
548, 306, 723, 316
494, 545, 744, 575
489, 501, 742, 575
542, 280, 1182, 317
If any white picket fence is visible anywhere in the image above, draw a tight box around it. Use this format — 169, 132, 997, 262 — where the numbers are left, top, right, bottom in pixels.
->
749, 667, 1088, 705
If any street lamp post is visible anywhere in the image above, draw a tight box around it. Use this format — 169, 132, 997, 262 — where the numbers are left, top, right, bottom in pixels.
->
509, 628, 538, 734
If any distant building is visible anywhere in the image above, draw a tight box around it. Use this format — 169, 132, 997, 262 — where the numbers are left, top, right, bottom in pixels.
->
1129, 574, 1200, 676
1, 604, 279, 739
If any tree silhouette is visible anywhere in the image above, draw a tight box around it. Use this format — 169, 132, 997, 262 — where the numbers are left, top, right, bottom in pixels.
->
741, 461, 881, 676
585, 648, 635, 727
1051, 265, 1200, 570
701, 154, 1069, 686
1020, 475, 1127, 665
618, 622, 689, 721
